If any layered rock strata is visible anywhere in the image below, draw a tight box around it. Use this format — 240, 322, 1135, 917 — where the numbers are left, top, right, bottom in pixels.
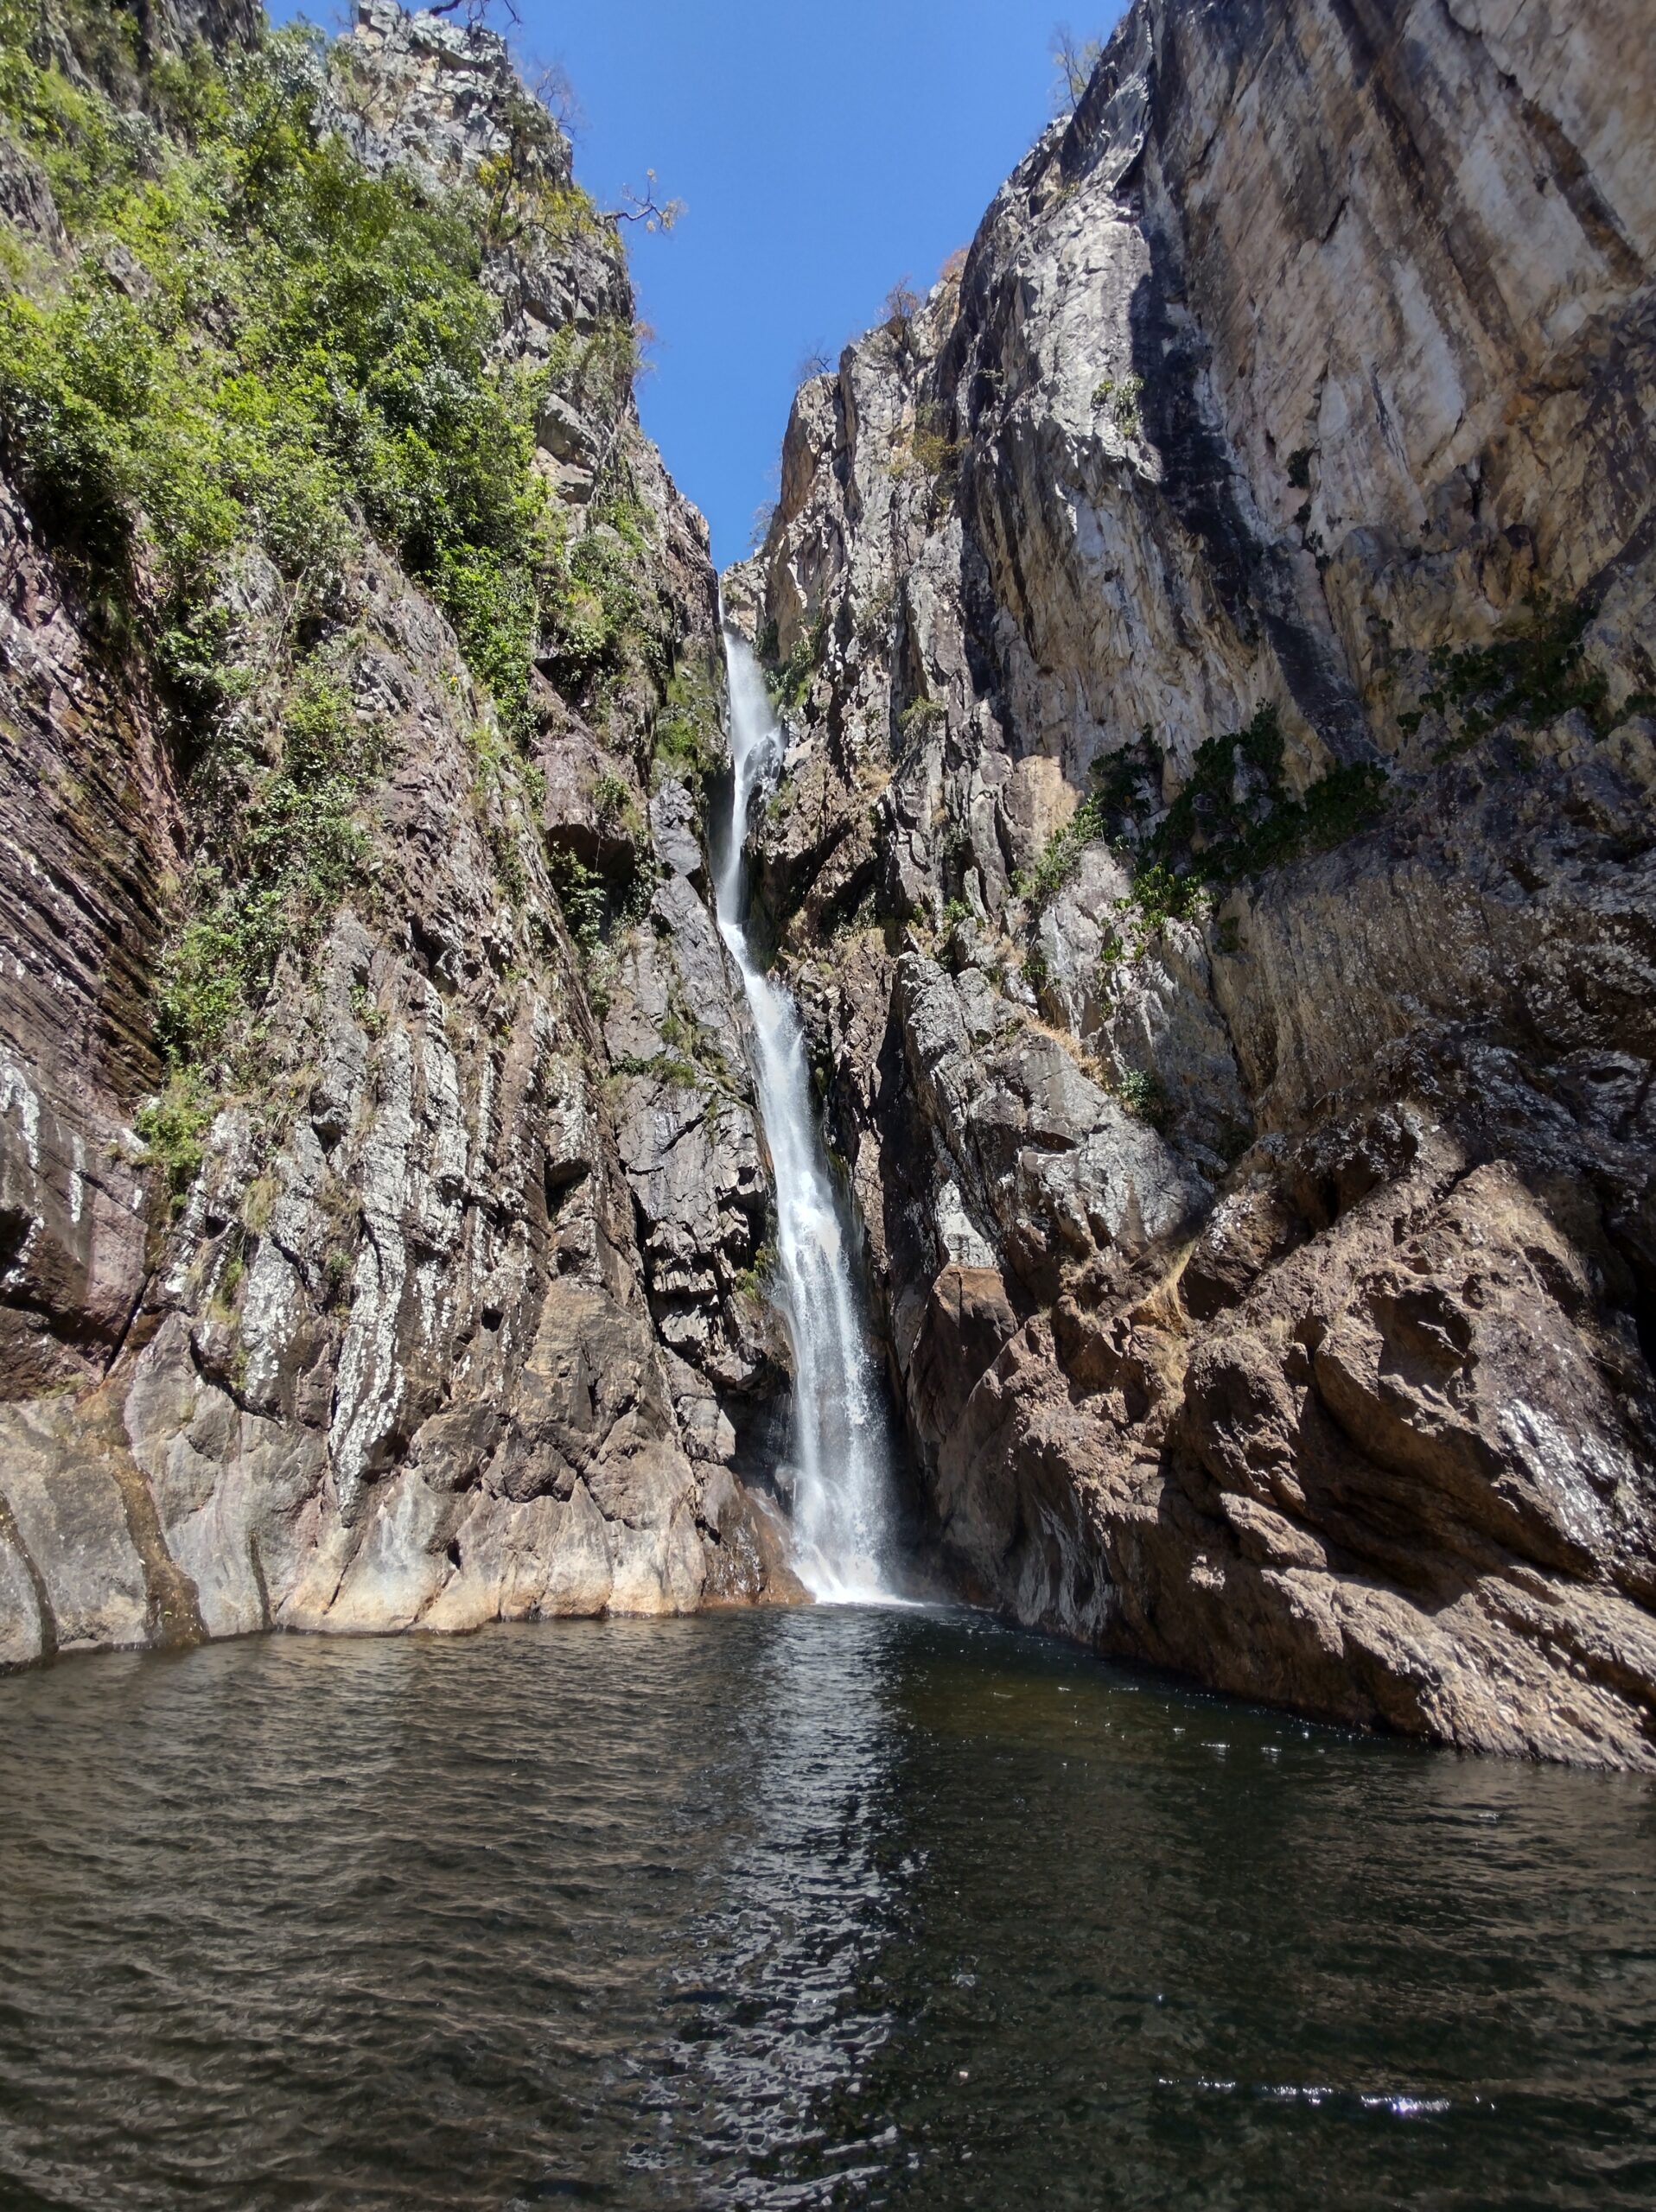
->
733, 0, 1656, 1765
0, 0, 796, 1664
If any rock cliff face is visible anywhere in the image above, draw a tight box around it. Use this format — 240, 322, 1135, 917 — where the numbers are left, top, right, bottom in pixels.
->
0, 0, 796, 1666
733, 0, 1656, 1766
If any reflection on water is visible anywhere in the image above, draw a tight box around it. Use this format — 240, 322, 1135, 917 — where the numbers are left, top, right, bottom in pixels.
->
0, 1608, 1653, 2209
660, 1611, 902, 2200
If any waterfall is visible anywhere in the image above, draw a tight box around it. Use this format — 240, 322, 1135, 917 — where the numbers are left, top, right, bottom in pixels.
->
716, 626, 899, 1603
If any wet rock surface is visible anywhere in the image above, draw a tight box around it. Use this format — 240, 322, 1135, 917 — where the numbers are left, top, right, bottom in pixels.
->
3, 0, 1653, 1764
731, 0, 1656, 1764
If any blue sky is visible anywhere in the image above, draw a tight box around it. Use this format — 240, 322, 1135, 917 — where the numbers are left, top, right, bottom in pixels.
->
276, 3, 1121, 569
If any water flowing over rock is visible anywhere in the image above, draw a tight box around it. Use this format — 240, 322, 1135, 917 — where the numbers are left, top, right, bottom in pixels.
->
729, 0, 1656, 1767
715, 632, 899, 1599
1, 0, 1653, 1768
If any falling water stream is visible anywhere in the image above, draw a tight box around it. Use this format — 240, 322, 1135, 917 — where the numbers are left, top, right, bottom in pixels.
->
715, 626, 899, 1600
4, 654, 1650, 2212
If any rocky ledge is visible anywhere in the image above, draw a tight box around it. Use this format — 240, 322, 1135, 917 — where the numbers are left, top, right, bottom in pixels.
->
2, 0, 1653, 1771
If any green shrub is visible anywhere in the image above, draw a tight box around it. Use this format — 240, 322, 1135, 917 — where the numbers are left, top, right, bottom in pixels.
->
1016, 708, 1385, 949
0, 3, 675, 1109
548, 849, 606, 952
1116, 859, 1209, 936
1114, 1066, 1171, 1130
653, 661, 722, 791
591, 769, 627, 818
1092, 374, 1144, 440
733, 1236, 777, 1304
135, 1069, 218, 1204
434, 546, 539, 746
545, 493, 667, 695
1133, 706, 1386, 911
591, 769, 640, 838
911, 401, 963, 486
154, 664, 379, 1068
470, 86, 602, 251
773, 608, 827, 710
1015, 729, 1162, 911
1413, 594, 1632, 749
545, 316, 639, 420
899, 696, 948, 741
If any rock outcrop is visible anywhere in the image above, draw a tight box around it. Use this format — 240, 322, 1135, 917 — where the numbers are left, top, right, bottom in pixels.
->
733, 0, 1656, 1765
0, 0, 798, 1662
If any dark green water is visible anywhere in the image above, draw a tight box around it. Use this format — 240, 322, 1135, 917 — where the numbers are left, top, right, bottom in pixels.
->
0, 1609, 1652, 2210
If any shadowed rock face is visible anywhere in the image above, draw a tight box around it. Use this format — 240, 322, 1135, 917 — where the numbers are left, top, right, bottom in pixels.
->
730, 0, 1656, 1765
0, 0, 799, 1655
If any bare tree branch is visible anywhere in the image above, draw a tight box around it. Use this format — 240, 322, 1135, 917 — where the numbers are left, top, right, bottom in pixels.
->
424, 0, 522, 31
1050, 23, 1104, 113
610, 168, 685, 233
529, 58, 583, 139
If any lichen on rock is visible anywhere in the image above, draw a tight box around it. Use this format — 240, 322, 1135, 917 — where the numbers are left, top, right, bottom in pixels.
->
3, 0, 1654, 1767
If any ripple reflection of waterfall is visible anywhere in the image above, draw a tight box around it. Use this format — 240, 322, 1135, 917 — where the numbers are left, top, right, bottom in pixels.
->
715, 626, 900, 1601
666, 1609, 904, 2196
4, 1618, 1653, 2209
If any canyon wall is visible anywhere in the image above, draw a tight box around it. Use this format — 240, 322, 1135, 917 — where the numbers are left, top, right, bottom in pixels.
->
0, 0, 796, 1665
733, 0, 1656, 1766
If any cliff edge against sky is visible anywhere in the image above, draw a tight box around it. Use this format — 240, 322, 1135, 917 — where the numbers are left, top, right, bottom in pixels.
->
731, 0, 1656, 1767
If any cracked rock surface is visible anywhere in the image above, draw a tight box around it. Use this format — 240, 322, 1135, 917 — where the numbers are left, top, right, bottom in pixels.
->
3, 0, 1653, 1765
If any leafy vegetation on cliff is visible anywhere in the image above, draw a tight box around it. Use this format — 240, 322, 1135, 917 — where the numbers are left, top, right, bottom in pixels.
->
0, 10, 554, 722
1016, 708, 1386, 949
652, 660, 723, 795
1404, 595, 1653, 752
0, 0, 659, 1109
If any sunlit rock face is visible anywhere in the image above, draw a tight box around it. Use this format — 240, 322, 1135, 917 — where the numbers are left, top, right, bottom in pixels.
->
0, 0, 798, 1654
732, 0, 1656, 1766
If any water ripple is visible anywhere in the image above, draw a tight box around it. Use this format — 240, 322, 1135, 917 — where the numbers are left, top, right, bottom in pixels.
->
0, 1609, 1652, 2209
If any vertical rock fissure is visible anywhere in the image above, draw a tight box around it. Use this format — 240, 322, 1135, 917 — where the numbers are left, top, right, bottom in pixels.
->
0, 1494, 56, 1662
724, 0, 1656, 1766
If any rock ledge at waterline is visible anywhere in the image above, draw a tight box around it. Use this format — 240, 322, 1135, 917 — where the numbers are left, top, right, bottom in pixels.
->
0, 0, 802, 1661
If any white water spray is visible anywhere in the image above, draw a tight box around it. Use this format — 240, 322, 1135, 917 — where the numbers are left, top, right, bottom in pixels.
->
716, 626, 899, 1602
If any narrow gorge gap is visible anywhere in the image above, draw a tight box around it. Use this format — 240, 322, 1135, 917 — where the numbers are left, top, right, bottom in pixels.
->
0, 0, 1653, 2202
